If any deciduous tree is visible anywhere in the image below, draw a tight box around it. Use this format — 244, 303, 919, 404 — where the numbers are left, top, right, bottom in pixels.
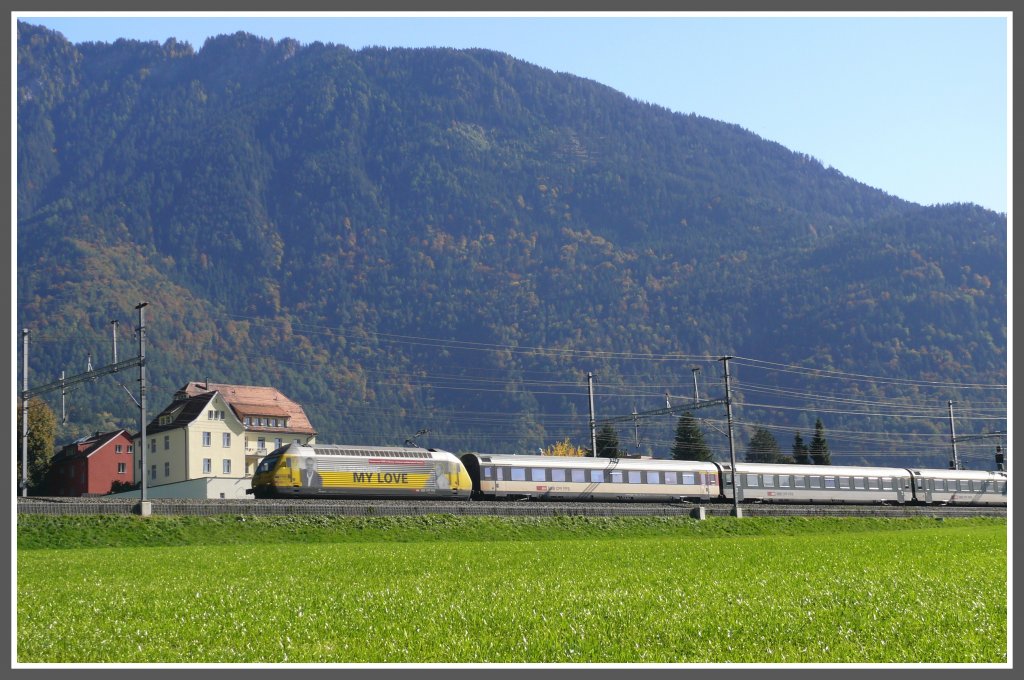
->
16, 398, 57, 494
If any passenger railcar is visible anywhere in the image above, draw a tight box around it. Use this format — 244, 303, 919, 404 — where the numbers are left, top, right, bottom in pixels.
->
908, 468, 1007, 506
717, 462, 913, 504
248, 443, 472, 500
460, 453, 719, 502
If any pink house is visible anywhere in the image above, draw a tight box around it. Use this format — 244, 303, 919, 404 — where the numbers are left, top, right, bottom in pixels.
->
47, 429, 136, 496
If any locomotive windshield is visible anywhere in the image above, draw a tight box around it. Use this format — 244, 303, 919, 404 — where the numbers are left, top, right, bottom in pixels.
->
255, 453, 281, 474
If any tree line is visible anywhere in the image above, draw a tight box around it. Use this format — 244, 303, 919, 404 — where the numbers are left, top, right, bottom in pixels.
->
540, 413, 831, 464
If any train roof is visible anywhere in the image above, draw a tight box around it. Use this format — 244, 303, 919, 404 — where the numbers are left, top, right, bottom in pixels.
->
461, 453, 718, 471
906, 468, 1007, 480
290, 443, 457, 460
720, 461, 912, 477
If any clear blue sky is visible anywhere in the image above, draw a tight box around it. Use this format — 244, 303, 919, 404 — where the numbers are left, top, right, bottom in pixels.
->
15, 12, 1010, 214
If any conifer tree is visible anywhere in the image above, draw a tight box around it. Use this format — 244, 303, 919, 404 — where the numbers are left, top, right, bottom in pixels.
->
745, 426, 783, 463
595, 424, 622, 458
671, 411, 713, 461
792, 431, 811, 464
809, 418, 831, 465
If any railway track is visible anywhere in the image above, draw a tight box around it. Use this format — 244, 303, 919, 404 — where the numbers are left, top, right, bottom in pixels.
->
16, 496, 1007, 519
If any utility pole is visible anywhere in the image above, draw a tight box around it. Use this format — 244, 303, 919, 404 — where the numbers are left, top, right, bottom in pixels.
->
947, 400, 960, 471
691, 367, 700, 402
137, 302, 149, 511
632, 406, 640, 451
587, 372, 597, 457
720, 356, 740, 517
111, 320, 119, 366
21, 329, 29, 497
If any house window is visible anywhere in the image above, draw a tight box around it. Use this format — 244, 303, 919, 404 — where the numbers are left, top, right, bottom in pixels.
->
208, 410, 214, 420
149, 438, 156, 454
275, 438, 282, 449
115, 444, 123, 454
164, 462, 170, 477
202, 432, 211, 447
151, 465, 157, 481
257, 437, 266, 450
117, 462, 126, 474
203, 458, 212, 474
164, 435, 170, 450
127, 444, 134, 454
223, 433, 231, 448
244, 417, 251, 426
222, 459, 232, 475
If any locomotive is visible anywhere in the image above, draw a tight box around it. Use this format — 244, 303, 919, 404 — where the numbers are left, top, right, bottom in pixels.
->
249, 443, 1007, 506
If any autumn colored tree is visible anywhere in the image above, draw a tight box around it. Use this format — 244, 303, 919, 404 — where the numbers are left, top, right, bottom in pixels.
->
16, 397, 57, 494
541, 438, 588, 457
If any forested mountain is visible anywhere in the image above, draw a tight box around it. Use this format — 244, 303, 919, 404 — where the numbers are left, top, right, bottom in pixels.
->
16, 22, 1007, 468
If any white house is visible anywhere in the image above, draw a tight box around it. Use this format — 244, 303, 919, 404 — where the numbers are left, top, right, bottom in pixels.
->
130, 381, 317, 498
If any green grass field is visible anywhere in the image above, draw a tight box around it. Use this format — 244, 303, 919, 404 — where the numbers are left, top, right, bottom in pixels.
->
16, 515, 1007, 664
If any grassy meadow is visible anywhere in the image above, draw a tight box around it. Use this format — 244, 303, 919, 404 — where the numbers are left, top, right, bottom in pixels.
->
16, 515, 1007, 664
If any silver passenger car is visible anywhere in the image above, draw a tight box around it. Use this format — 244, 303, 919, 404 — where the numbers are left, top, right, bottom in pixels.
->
459, 453, 719, 502
908, 468, 1007, 506
717, 462, 914, 504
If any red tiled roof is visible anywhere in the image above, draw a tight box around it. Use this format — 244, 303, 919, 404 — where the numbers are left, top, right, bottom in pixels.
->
178, 382, 316, 435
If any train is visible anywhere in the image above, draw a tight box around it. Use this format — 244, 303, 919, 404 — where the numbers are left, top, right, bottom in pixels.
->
249, 442, 1007, 506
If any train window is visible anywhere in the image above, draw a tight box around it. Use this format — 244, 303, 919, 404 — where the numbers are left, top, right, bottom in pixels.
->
810, 476, 821, 488
916, 478, 924, 490
853, 478, 864, 490
590, 470, 605, 483
971, 480, 982, 492
961, 480, 971, 492
551, 469, 566, 482
763, 475, 775, 488
746, 474, 759, 487
881, 478, 892, 490
996, 482, 1007, 494
610, 471, 624, 484
683, 473, 696, 485
839, 477, 850, 489
778, 475, 790, 488
867, 478, 879, 490
571, 469, 586, 483
709, 474, 717, 485
664, 471, 678, 485
628, 471, 641, 484
483, 467, 493, 479
496, 467, 505, 481
794, 477, 806, 488
723, 473, 732, 486
511, 468, 526, 481
531, 468, 546, 482
647, 471, 660, 484
824, 477, 836, 489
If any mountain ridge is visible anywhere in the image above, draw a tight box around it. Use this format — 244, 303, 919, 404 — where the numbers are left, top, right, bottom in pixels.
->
16, 22, 1007, 467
